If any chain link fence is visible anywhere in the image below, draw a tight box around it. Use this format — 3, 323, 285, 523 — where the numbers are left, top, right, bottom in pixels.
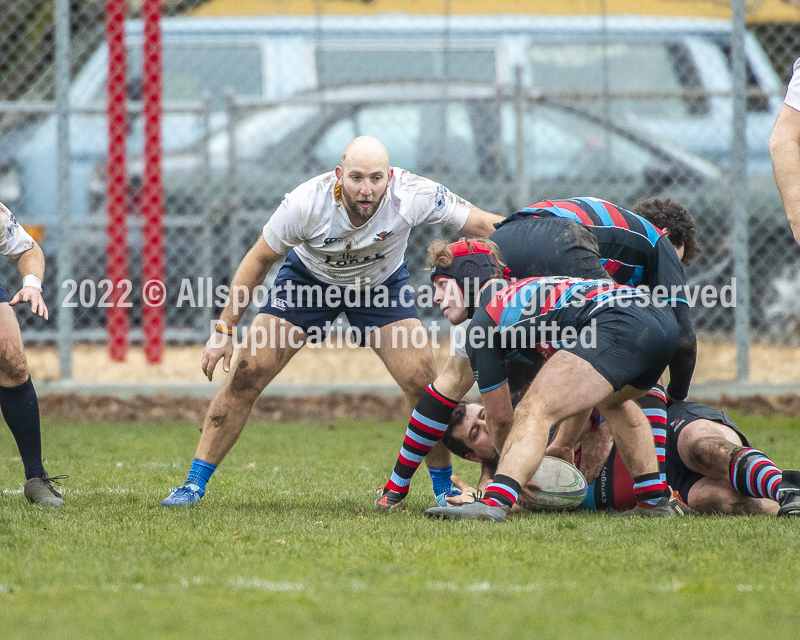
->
1, 0, 800, 382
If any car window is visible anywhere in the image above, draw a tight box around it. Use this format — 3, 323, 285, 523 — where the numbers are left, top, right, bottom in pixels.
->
92, 43, 263, 109
528, 42, 708, 118
208, 105, 319, 159
316, 46, 497, 86
501, 103, 658, 180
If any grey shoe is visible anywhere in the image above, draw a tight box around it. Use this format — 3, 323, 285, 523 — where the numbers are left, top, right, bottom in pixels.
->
24, 474, 67, 507
374, 489, 406, 512
425, 501, 509, 522
616, 495, 676, 518
777, 470, 800, 517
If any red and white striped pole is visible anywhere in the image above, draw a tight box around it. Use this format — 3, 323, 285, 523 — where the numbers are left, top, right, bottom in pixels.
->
105, 0, 128, 362
142, 0, 164, 364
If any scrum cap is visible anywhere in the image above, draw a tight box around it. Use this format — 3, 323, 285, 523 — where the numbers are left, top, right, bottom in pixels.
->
430, 240, 501, 318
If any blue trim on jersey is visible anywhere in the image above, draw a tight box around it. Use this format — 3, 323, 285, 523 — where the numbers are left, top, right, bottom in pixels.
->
521, 204, 584, 225
479, 379, 509, 393
581, 198, 616, 227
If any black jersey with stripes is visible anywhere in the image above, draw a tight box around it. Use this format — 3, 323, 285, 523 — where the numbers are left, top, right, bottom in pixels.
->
498, 197, 687, 299
496, 197, 696, 401
465, 276, 649, 393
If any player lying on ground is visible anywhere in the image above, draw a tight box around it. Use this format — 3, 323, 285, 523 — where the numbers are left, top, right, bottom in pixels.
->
376, 198, 698, 510
422, 241, 682, 522
0, 202, 66, 506
442, 391, 800, 517
162, 136, 503, 507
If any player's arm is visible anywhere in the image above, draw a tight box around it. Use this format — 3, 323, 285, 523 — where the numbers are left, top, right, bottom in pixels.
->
544, 410, 593, 466
666, 302, 696, 403
769, 104, 800, 243
201, 236, 283, 381
9, 241, 48, 319
459, 204, 505, 238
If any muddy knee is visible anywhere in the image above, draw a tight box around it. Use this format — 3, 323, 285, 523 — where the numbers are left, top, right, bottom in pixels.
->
0, 353, 29, 387
228, 358, 269, 398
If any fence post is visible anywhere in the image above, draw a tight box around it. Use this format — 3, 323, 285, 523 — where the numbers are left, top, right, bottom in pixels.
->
55, 0, 72, 379
200, 92, 214, 337
225, 91, 241, 275
731, 0, 750, 383
513, 65, 527, 211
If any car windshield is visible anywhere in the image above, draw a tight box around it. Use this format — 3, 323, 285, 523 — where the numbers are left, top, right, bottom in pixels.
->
501, 103, 658, 180
92, 43, 263, 110
528, 42, 708, 118
208, 105, 320, 159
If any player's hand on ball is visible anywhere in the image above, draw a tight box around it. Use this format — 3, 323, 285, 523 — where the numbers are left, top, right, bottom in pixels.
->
10, 286, 49, 319
201, 331, 234, 381
544, 442, 575, 466
445, 475, 477, 505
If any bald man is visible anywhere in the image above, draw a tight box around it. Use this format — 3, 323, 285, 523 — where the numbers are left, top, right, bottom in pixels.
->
162, 136, 502, 507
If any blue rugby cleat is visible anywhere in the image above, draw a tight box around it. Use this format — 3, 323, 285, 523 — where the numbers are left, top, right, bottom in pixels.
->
162, 483, 204, 507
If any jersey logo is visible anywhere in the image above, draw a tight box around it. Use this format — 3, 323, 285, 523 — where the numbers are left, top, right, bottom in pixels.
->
323, 237, 342, 245
435, 184, 448, 212
373, 231, 394, 242
271, 298, 287, 311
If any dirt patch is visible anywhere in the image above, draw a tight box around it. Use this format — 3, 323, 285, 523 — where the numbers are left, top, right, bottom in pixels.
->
37, 391, 800, 423
696, 394, 800, 418
38, 393, 410, 424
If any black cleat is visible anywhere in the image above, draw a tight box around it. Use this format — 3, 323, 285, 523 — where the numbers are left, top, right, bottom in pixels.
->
374, 489, 406, 512
777, 470, 800, 517
24, 474, 68, 506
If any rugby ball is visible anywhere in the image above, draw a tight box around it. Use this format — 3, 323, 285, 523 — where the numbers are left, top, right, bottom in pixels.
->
517, 456, 588, 512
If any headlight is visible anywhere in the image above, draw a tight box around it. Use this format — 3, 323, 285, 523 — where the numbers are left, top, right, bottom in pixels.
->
0, 164, 22, 204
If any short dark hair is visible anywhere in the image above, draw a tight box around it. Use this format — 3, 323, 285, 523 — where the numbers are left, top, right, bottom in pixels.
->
633, 197, 701, 266
441, 402, 473, 460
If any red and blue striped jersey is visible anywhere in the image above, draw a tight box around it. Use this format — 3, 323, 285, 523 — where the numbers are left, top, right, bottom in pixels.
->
465, 276, 648, 393
510, 197, 687, 302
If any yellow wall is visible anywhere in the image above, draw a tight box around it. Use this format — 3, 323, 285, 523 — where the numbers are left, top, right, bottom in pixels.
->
191, 0, 800, 23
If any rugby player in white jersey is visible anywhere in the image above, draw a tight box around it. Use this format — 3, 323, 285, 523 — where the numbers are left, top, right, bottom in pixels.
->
162, 136, 502, 506
0, 202, 66, 505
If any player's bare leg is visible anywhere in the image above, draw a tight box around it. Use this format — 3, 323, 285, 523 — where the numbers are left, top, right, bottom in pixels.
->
163, 314, 306, 506
0, 304, 64, 506
196, 314, 307, 464
429, 352, 671, 520
677, 418, 789, 515
686, 478, 777, 515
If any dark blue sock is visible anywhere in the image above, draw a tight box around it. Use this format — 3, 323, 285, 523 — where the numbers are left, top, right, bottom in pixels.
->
185, 458, 217, 492
0, 377, 45, 480
428, 465, 457, 497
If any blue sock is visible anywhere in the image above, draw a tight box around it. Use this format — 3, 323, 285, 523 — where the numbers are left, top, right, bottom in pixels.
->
428, 465, 458, 497
185, 458, 217, 493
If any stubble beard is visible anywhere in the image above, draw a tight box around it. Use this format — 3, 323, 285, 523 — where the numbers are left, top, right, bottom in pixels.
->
342, 188, 385, 224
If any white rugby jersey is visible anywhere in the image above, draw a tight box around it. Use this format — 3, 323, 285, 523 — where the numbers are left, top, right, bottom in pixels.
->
262, 168, 471, 286
786, 58, 800, 112
0, 203, 35, 258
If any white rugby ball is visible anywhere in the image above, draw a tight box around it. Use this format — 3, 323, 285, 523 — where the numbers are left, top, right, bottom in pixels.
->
518, 456, 588, 512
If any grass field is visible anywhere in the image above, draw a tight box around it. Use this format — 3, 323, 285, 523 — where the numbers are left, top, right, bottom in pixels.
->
2, 411, 800, 639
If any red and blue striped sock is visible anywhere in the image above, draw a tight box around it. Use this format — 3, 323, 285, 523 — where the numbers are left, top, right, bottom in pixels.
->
481, 474, 521, 508
730, 448, 782, 501
384, 385, 457, 496
632, 472, 669, 508
639, 386, 667, 483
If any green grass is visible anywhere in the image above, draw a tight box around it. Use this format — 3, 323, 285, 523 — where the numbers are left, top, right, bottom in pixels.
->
1, 411, 800, 639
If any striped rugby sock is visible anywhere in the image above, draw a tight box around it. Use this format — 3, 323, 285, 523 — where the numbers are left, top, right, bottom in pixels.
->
384, 385, 457, 495
639, 386, 668, 483
729, 448, 782, 501
632, 472, 669, 508
481, 474, 522, 508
